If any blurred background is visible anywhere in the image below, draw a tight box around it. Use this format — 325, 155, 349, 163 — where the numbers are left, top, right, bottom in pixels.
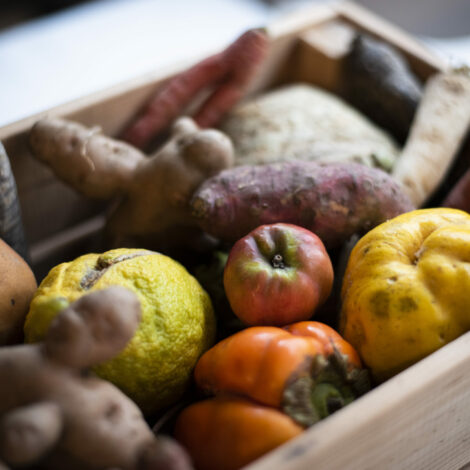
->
0, 0, 469, 127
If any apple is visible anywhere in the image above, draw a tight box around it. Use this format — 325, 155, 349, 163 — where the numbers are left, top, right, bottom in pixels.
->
223, 223, 334, 326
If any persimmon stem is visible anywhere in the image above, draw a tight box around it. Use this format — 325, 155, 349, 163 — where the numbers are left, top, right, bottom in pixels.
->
311, 383, 345, 419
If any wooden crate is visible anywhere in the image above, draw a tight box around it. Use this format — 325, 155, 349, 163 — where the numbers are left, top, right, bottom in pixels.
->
0, 1, 447, 279
1, 2, 469, 469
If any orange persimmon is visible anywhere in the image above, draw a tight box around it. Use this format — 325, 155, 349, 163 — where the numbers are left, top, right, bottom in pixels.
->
174, 397, 303, 470
174, 322, 369, 470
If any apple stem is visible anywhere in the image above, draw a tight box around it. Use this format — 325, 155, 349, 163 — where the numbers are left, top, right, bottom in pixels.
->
271, 254, 286, 269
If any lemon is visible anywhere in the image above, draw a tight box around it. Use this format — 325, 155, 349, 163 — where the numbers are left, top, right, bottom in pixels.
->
24, 248, 216, 414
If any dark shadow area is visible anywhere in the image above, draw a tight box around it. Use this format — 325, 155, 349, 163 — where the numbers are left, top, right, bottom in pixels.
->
0, 0, 97, 30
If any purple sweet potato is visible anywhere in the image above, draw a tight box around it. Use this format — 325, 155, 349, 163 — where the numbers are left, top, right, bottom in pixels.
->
190, 161, 415, 247
441, 168, 470, 211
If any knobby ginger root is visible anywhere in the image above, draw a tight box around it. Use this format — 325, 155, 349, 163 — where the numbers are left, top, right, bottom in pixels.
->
29, 116, 234, 245
0, 286, 193, 470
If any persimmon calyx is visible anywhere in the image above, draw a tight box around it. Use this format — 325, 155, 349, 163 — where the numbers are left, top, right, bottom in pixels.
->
282, 348, 370, 427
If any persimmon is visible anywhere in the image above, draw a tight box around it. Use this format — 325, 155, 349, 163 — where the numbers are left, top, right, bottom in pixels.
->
175, 322, 369, 470
174, 397, 303, 470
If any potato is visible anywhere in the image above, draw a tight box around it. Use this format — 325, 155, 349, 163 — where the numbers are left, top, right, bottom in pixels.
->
0, 238, 37, 345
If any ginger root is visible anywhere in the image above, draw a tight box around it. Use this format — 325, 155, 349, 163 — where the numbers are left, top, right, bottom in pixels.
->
29, 116, 234, 246
0, 286, 193, 470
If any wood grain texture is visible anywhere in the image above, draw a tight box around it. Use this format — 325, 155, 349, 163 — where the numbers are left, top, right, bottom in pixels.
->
295, 20, 356, 93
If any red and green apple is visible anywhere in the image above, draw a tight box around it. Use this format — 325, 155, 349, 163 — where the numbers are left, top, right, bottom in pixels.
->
223, 223, 334, 326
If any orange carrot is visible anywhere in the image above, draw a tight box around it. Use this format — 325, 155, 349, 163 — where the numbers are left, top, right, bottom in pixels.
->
121, 28, 268, 149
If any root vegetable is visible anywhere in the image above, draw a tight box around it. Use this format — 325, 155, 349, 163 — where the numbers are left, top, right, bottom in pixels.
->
29, 116, 234, 244
190, 161, 414, 247
392, 68, 470, 207
220, 83, 400, 171
121, 28, 268, 149
0, 238, 37, 346
0, 286, 193, 470
0, 403, 62, 466
442, 168, 470, 211
29, 119, 145, 200
343, 33, 423, 143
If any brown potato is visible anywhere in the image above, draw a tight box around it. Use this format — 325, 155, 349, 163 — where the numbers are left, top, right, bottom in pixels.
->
0, 239, 37, 345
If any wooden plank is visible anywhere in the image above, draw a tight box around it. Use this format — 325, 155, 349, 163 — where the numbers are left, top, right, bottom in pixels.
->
242, 3, 338, 95
265, 3, 336, 40
294, 19, 356, 92
29, 214, 106, 265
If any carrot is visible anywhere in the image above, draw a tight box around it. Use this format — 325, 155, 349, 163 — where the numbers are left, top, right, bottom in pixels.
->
121, 28, 268, 149
392, 67, 470, 207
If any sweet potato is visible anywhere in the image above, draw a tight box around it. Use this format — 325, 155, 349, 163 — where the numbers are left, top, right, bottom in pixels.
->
441, 167, 470, 211
190, 161, 414, 247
